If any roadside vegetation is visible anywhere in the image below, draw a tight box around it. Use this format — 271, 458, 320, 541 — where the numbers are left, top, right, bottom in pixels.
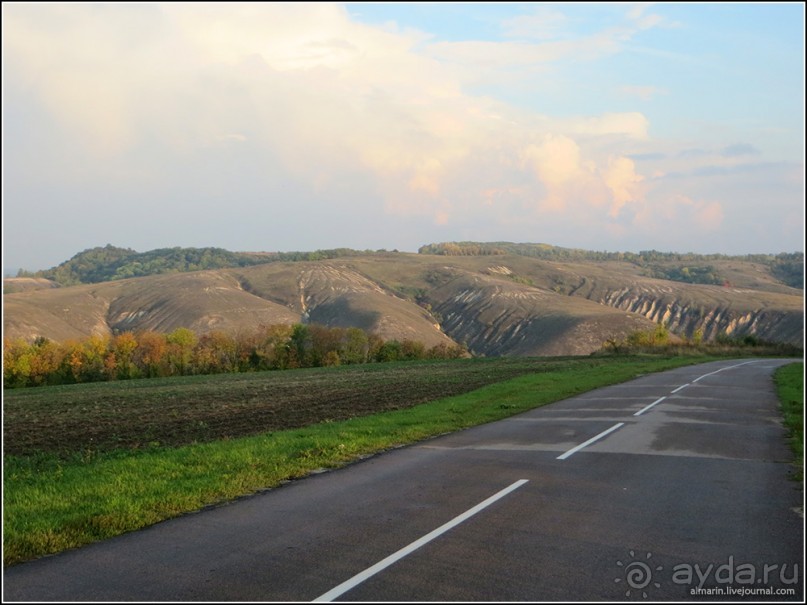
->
774, 362, 804, 481
3, 323, 466, 389
599, 325, 803, 358
4, 355, 709, 565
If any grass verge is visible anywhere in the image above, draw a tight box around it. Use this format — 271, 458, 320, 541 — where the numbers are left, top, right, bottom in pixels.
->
5, 355, 708, 565
774, 362, 804, 482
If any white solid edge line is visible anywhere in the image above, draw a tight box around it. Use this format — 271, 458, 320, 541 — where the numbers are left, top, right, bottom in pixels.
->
312, 479, 529, 603
692, 360, 759, 383
634, 396, 667, 417
556, 422, 625, 460
671, 384, 689, 394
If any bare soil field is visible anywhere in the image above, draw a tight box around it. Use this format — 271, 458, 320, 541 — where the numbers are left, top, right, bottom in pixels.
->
4, 357, 585, 458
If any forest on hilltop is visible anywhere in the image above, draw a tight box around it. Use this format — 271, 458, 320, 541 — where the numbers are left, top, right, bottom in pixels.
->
13, 242, 803, 289
418, 242, 804, 288
19, 245, 383, 286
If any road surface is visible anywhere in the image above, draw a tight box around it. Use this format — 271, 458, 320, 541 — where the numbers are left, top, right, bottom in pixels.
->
4, 358, 803, 601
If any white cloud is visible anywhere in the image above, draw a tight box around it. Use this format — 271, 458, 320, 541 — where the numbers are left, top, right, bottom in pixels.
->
563, 112, 650, 140
633, 194, 724, 236
2, 2, 801, 267
603, 156, 644, 217
619, 84, 668, 101
2, 2, 660, 240
625, 3, 667, 30
722, 143, 760, 157
522, 134, 585, 211
425, 35, 621, 73
500, 6, 569, 41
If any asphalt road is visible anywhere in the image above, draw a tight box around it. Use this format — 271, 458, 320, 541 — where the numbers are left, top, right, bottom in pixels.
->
4, 358, 803, 602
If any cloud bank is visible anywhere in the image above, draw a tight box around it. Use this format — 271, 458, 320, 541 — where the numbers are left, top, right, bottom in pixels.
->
2, 3, 803, 271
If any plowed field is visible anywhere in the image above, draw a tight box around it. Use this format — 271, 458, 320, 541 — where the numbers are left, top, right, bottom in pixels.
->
4, 357, 587, 457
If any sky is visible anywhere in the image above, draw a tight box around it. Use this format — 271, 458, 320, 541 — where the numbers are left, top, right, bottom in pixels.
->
2, 2, 805, 273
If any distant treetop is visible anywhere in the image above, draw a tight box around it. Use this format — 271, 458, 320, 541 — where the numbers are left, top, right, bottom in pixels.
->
418, 242, 803, 288
30, 245, 385, 286
19, 242, 802, 289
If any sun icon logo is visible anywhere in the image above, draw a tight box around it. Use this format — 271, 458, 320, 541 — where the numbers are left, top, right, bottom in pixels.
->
615, 550, 663, 599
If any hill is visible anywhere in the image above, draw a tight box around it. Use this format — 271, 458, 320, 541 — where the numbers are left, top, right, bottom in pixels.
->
3, 244, 803, 357
15, 244, 382, 286
3, 277, 61, 295
419, 242, 804, 289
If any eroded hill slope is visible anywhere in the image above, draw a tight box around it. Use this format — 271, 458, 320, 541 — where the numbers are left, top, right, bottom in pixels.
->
4, 252, 803, 355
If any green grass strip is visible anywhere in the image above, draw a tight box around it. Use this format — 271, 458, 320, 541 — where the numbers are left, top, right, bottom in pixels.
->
4, 356, 706, 566
774, 362, 804, 482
